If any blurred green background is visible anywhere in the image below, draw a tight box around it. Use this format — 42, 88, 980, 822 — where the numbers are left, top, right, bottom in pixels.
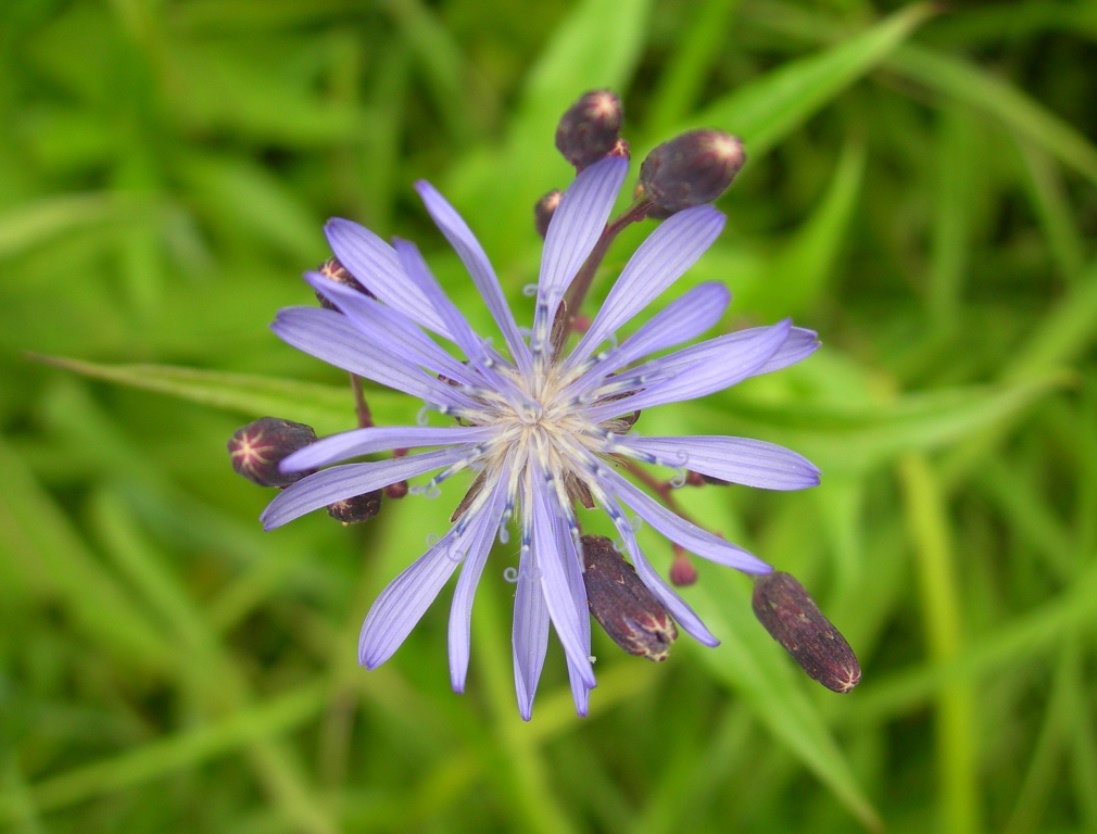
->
2, 0, 1096, 832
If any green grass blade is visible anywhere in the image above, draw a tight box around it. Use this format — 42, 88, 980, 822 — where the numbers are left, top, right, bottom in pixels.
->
680, 4, 934, 155
30, 354, 410, 435
891, 44, 1097, 187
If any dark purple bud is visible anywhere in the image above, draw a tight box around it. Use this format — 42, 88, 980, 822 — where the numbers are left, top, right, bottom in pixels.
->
752, 571, 861, 693
326, 490, 383, 524
607, 137, 630, 161
534, 190, 562, 239
639, 130, 746, 218
581, 535, 678, 661
555, 90, 624, 170
315, 257, 373, 310
228, 418, 317, 487
669, 547, 697, 587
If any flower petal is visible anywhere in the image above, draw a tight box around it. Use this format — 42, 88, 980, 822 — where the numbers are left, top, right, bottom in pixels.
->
415, 181, 534, 374
587, 319, 791, 419
305, 271, 479, 386
532, 156, 629, 351
575, 282, 730, 392
393, 238, 523, 400
272, 307, 477, 410
597, 491, 719, 646
759, 326, 820, 374
448, 458, 512, 693
629, 325, 819, 384
530, 468, 595, 689
282, 425, 498, 472
596, 464, 772, 574
567, 205, 726, 368
362, 462, 511, 674
613, 435, 821, 491
392, 239, 486, 362
325, 218, 453, 337
260, 447, 468, 529
558, 512, 594, 716
358, 533, 462, 669
512, 547, 550, 722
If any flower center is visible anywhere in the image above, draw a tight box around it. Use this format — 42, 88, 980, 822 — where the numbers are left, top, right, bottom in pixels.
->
517, 402, 545, 426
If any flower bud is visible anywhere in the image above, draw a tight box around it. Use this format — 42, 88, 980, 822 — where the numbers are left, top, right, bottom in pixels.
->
669, 547, 698, 587
581, 535, 678, 661
315, 257, 373, 310
534, 190, 562, 239
639, 130, 746, 218
327, 490, 383, 524
228, 418, 317, 488
555, 90, 624, 171
752, 571, 860, 693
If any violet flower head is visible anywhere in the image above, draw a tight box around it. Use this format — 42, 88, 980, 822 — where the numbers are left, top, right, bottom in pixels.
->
260, 155, 821, 720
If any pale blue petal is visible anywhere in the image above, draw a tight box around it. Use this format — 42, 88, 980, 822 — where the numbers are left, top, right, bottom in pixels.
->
587, 319, 791, 420
557, 512, 594, 716
596, 465, 773, 574
415, 181, 534, 374
531, 467, 595, 688
566, 658, 593, 717
613, 435, 821, 491
282, 425, 498, 472
393, 238, 521, 398
272, 307, 478, 410
358, 532, 462, 669
325, 218, 452, 337
574, 283, 730, 391
362, 462, 509, 673
448, 458, 512, 693
629, 325, 819, 384
305, 271, 479, 386
759, 326, 819, 374
512, 547, 549, 722
392, 238, 486, 362
260, 447, 468, 529
532, 156, 629, 351
567, 206, 726, 369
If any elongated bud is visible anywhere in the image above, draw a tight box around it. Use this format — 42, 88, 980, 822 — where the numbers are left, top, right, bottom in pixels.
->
327, 490, 383, 524
639, 130, 746, 218
581, 535, 678, 661
228, 418, 317, 487
315, 257, 373, 310
555, 90, 624, 171
752, 571, 861, 693
534, 190, 562, 239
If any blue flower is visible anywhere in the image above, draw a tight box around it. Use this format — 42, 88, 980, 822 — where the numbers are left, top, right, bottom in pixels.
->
260, 156, 820, 720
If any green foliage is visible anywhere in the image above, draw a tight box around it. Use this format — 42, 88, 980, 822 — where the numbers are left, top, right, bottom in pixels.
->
2, 0, 1096, 831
